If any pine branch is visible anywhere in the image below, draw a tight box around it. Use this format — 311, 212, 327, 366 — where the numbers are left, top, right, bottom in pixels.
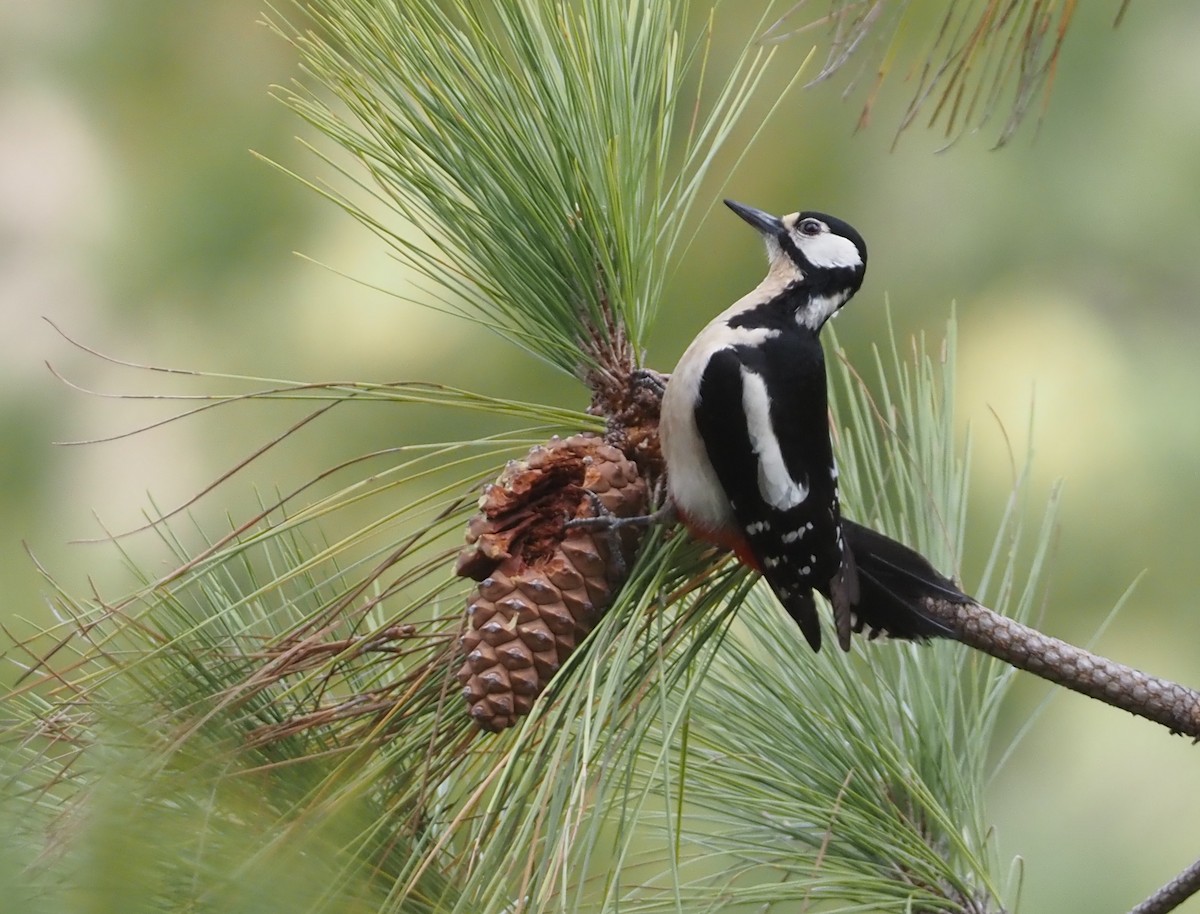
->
3, 310, 1088, 913
1129, 855, 1200, 914
2, 3, 1173, 912
923, 597, 1200, 739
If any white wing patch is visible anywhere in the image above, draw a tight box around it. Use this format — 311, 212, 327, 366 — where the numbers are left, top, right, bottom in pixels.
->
794, 231, 863, 270
660, 320, 782, 533
739, 367, 809, 510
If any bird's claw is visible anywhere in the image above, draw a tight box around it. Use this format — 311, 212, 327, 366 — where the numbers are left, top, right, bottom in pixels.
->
631, 368, 668, 397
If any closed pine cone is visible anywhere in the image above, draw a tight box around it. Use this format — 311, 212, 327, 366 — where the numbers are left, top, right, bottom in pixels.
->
455, 434, 647, 731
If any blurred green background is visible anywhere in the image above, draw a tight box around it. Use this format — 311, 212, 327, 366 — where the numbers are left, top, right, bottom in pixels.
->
2, 2, 1199, 912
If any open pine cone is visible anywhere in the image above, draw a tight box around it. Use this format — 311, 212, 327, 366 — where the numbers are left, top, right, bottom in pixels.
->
455, 434, 647, 731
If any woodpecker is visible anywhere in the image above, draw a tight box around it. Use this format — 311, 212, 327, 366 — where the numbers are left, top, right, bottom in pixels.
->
659, 199, 956, 651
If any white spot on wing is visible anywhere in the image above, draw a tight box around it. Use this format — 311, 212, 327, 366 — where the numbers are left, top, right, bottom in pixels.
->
740, 367, 809, 510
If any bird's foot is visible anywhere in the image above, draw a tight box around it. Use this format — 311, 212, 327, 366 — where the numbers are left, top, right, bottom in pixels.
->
630, 368, 668, 397
566, 493, 676, 581
565, 495, 676, 534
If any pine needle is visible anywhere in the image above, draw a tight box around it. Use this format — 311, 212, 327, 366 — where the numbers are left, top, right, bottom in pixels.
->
263, 0, 780, 377
765, 0, 1091, 149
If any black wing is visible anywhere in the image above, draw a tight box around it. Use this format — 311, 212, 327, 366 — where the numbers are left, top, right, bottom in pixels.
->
694, 339, 855, 651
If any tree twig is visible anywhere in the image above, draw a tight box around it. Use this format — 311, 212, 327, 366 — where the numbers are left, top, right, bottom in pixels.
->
1128, 854, 1200, 914
921, 597, 1200, 740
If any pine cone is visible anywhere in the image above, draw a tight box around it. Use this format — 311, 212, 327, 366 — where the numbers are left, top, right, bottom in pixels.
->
455, 434, 647, 731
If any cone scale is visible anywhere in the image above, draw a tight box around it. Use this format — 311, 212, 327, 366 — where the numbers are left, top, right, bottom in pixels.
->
455, 434, 647, 731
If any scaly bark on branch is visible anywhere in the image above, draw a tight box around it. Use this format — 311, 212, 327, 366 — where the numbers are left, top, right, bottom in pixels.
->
921, 597, 1200, 740
1128, 854, 1200, 914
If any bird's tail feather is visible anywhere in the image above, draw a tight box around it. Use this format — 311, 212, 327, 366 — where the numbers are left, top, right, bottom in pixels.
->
841, 519, 968, 641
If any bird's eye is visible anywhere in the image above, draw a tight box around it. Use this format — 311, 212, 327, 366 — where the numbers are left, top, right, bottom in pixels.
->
799, 219, 823, 236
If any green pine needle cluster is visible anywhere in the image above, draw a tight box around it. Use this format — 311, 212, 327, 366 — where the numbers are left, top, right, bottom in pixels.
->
266, 0, 784, 376
2, 320, 1053, 912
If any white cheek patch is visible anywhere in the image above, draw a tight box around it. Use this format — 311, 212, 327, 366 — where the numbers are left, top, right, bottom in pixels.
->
795, 231, 863, 270
740, 367, 809, 510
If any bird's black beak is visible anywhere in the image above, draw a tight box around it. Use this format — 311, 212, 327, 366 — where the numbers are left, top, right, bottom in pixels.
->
724, 199, 784, 236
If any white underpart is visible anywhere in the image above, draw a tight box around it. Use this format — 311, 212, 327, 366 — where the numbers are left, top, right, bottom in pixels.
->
740, 367, 809, 510
793, 230, 863, 269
